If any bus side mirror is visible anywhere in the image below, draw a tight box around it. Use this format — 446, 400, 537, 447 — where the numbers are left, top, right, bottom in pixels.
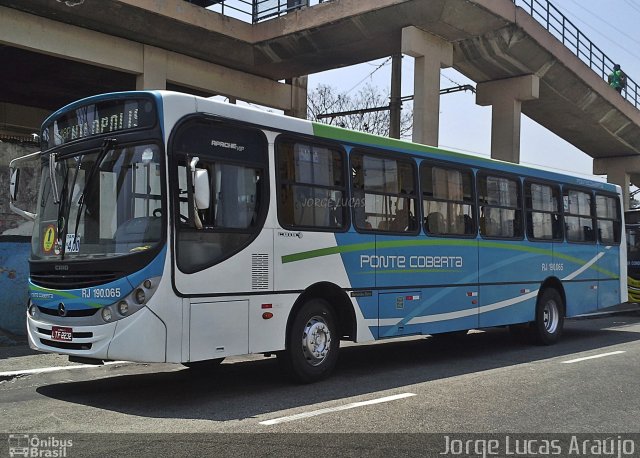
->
9, 152, 39, 221
193, 169, 210, 210
9, 168, 19, 201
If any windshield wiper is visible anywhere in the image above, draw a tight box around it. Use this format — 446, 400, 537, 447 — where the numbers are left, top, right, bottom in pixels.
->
49, 153, 60, 204
68, 138, 117, 258
55, 160, 71, 260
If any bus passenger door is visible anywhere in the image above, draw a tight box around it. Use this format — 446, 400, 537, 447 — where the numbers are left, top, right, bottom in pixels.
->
596, 195, 623, 309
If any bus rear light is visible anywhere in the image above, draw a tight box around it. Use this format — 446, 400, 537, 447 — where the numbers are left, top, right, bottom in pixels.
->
261, 304, 272, 309
262, 312, 273, 320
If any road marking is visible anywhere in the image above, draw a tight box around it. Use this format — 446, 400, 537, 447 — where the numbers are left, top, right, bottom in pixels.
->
561, 351, 626, 364
259, 392, 416, 426
0, 361, 127, 378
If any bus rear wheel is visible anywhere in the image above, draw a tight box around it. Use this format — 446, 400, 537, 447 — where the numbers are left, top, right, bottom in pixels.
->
532, 288, 564, 345
279, 299, 340, 383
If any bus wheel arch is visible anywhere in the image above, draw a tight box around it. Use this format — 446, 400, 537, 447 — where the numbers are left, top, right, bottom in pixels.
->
533, 278, 566, 345
278, 282, 355, 383
287, 282, 356, 342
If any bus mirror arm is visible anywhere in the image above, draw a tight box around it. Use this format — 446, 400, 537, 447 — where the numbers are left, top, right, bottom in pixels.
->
188, 157, 209, 229
8, 151, 40, 221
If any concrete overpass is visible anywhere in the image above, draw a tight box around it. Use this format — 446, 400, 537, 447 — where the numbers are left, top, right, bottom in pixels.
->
1, 0, 640, 204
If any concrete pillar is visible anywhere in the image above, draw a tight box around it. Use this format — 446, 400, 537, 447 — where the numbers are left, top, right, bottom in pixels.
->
593, 156, 640, 211
285, 76, 308, 119
136, 45, 167, 90
401, 26, 453, 146
476, 75, 539, 163
389, 53, 402, 139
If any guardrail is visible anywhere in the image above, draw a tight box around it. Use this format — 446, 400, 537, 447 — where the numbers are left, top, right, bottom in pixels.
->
514, 0, 640, 108
184, 0, 329, 23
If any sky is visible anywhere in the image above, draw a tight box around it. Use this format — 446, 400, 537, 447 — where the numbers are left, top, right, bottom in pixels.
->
301, 0, 640, 182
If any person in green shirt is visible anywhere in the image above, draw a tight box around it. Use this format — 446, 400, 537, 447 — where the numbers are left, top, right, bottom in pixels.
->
608, 64, 627, 93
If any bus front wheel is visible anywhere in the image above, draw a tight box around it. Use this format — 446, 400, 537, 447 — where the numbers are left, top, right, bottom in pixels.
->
279, 299, 340, 383
532, 288, 564, 345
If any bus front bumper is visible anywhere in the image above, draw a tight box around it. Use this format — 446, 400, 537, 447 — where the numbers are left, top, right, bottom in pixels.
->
26, 307, 167, 363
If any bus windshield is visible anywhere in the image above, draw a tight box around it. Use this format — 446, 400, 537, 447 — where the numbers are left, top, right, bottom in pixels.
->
31, 143, 163, 260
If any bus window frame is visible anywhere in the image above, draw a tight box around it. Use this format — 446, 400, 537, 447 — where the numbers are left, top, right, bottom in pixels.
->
349, 147, 420, 236
562, 186, 597, 245
523, 178, 564, 243
419, 159, 477, 239
168, 114, 270, 274
274, 134, 350, 233
595, 191, 622, 245
476, 170, 525, 241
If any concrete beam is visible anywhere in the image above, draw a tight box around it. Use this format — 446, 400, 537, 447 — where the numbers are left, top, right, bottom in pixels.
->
476, 75, 539, 163
0, 103, 50, 137
0, 6, 143, 74
402, 27, 453, 147
166, 52, 294, 111
0, 5, 298, 112
593, 156, 640, 211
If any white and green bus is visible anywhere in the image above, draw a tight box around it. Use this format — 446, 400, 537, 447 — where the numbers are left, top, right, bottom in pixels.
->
9, 91, 626, 382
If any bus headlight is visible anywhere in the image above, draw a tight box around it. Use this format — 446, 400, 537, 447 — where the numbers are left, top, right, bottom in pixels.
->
134, 288, 146, 305
102, 307, 113, 322
28, 302, 37, 317
117, 301, 129, 316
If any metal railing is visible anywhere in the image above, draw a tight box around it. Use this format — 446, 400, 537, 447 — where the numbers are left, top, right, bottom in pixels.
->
183, 0, 329, 23
514, 0, 640, 108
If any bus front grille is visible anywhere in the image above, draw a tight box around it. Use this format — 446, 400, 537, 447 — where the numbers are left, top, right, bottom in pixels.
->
37, 307, 98, 317
31, 272, 118, 289
40, 339, 93, 351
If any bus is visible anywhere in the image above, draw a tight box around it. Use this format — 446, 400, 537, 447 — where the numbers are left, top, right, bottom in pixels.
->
9, 91, 626, 383
625, 210, 640, 302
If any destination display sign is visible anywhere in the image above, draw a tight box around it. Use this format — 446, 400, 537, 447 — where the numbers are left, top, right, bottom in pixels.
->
41, 97, 156, 149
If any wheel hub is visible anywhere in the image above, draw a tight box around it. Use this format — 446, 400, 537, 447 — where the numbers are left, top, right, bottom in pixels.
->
302, 317, 331, 366
543, 301, 559, 334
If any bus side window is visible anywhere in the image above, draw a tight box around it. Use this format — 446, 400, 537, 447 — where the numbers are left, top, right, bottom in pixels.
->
564, 188, 595, 243
276, 138, 347, 231
422, 163, 475, 237
350, 151, 418, 234
478, 174, 522, 239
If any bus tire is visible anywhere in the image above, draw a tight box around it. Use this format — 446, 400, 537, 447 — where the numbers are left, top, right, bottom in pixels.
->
532, 288, 564, 345
279, 299, 340, 383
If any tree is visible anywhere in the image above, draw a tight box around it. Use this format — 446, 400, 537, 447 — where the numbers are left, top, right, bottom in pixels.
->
307, 83, 413, 139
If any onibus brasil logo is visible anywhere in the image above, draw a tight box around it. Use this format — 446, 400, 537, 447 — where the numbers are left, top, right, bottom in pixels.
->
8, 434, 73, 457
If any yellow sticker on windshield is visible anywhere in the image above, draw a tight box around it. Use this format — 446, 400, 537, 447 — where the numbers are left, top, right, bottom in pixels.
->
43, 225, 56, 253
130, 245, 152, 252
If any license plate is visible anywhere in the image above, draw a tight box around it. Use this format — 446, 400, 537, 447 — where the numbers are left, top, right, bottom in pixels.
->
51, 326, 73, 342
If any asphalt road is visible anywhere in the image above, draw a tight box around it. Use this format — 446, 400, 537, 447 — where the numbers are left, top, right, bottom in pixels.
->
1, 313, 639, 456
